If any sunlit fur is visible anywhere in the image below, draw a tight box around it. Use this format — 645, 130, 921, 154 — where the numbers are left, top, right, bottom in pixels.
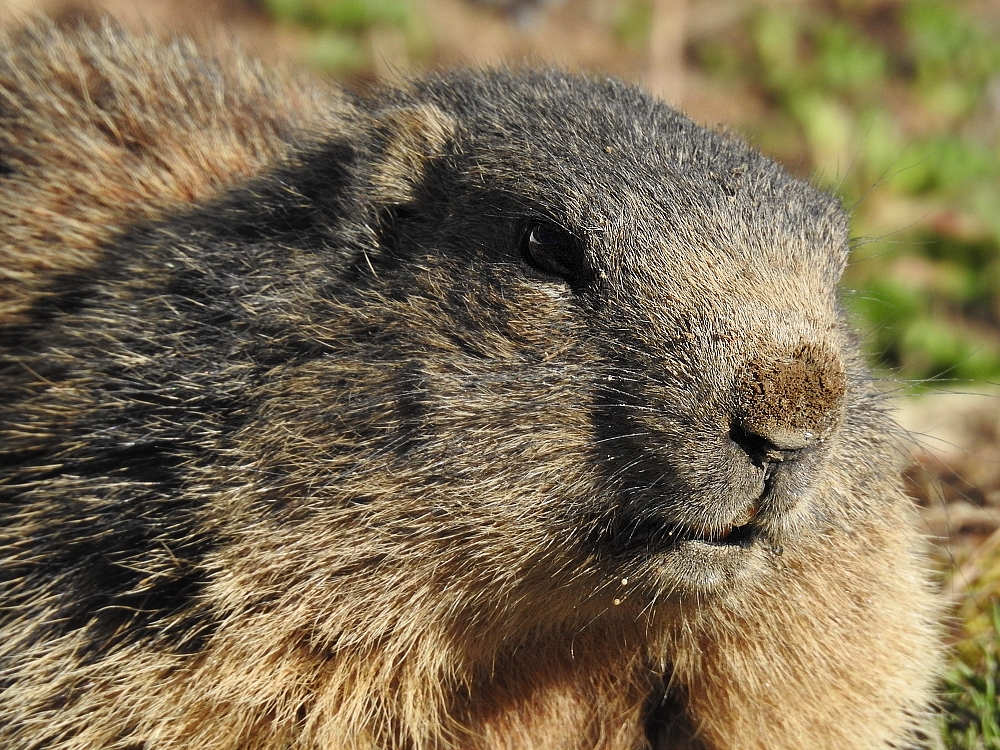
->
0, 19, 939, 750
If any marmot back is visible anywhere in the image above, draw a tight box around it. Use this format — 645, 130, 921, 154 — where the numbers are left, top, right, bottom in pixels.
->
0, 19, 939, 750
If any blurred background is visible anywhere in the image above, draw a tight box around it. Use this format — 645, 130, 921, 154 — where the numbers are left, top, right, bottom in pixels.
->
2, 0, 1000, 744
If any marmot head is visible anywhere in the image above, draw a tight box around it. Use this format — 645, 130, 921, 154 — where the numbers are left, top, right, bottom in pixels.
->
175, 70, 856, 633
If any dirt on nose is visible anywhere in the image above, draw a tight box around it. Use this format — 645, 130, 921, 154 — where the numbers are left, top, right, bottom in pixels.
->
736, 341, 847, 449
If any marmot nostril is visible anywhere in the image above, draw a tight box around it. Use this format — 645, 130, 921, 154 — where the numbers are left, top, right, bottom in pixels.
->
728, 421, 804, 466
734, 341, 847, 453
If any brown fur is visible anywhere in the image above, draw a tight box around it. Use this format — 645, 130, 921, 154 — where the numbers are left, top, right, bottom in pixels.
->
0, 19, 939, 750
0, 19, 344, 325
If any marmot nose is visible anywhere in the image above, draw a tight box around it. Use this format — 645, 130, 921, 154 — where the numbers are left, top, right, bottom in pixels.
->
731, 342, 847, 465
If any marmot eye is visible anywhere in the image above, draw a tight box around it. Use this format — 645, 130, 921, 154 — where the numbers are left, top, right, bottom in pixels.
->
521, 221, 583, 280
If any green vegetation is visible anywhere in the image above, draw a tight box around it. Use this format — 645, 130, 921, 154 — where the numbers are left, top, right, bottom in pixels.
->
613, 0, 654, 50
694, 0, 1000, 382
264, 0, 410, 29
943, 600, 1000, 749
261, 0, 423, 73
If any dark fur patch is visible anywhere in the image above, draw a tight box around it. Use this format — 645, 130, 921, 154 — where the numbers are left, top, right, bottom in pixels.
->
1, 431, 217, 656
642, 679, 706, 750
1, 136, 372, 661
0, 263, 119, 350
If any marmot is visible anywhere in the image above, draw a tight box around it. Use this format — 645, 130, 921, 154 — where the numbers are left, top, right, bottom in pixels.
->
0, 18, 939, 750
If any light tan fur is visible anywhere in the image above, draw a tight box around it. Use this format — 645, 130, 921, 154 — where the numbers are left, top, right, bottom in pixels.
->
0, 19, 344, 325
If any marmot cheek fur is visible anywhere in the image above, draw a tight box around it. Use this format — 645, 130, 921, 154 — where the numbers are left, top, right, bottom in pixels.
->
0, 19, 940, 750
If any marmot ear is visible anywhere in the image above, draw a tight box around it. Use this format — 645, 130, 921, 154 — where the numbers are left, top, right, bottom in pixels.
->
369, 104, 456, 205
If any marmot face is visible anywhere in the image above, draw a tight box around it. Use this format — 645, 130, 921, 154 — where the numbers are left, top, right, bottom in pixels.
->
327, 71, 857, 598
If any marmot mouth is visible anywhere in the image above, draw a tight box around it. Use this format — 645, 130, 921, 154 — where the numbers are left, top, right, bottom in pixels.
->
607, 516, 760, 557
664, 520, 758, 548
